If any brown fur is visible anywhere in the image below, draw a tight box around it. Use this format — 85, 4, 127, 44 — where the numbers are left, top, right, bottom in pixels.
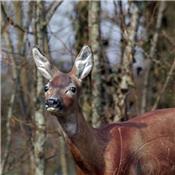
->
46, 71, 175, 175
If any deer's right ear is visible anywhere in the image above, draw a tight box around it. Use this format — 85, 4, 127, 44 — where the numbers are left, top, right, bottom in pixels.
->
73, 46, 93, 80
32, 48, 52, 80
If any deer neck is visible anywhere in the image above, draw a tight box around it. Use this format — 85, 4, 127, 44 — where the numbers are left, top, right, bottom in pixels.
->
55, 106, 104, 173
55, 106, 88, 136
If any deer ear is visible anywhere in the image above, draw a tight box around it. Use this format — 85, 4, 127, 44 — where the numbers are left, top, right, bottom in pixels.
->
74, 46, 93, 80
32, 48, 52, 80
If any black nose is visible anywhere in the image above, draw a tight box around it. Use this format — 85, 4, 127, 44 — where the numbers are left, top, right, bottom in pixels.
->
45, 97, 62, 109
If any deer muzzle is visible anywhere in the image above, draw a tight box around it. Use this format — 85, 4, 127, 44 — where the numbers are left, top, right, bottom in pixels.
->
45, 97, 63, 112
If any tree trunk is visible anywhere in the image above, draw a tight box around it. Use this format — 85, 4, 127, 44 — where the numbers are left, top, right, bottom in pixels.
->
74, 1, 93, 124
113, 3, 139, 121
32, 1, 46, 175
88, 1, 102, 127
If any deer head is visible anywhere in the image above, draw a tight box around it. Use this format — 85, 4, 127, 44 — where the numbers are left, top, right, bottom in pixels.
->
32, 46, 93, 117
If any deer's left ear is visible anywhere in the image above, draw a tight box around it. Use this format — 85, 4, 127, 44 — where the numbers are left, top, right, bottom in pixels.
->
73, 46, 93, 80
32, 47, 53, 80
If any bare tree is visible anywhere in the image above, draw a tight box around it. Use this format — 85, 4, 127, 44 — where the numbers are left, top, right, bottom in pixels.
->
32, 2, 47, 174
113, 2, 139, 121
88, 1, 102, 127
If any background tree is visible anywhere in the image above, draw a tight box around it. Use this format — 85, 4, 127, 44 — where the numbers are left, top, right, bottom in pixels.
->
73, 1, 92, 124
88, 1, 103, 127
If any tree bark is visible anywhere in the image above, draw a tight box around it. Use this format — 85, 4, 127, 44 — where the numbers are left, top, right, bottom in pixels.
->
59, 137, 68, 175
88, 1, 102, 127
32, 1, 47, 175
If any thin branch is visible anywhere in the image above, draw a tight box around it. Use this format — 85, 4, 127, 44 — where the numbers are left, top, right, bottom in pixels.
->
141, 1, 166, 113
162, 30, 175, 48
1, 3, 32, 34
117, 1, 126, 34
152, 58, 175, 111
46, 1, 63, 25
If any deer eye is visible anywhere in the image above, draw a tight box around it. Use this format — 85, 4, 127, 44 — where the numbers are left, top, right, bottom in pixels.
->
44, 84, 49, 92
69, 87, 76, 93
65, 86, 77, 95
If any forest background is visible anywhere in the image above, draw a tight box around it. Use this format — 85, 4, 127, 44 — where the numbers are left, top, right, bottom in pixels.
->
1, 1, 175, 175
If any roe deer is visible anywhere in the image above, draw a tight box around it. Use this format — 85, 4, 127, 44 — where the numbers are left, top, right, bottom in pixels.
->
32, 46, 175, 175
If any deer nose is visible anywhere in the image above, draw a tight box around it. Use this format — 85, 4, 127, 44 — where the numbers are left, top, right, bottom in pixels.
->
45, 97, 62, 109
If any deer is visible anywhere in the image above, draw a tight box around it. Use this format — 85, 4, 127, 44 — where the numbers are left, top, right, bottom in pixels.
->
32, 46, 175, 175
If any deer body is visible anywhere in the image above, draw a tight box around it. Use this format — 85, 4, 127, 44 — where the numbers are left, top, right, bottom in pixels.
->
59, 108, 175, 175
32, 46, 175, 175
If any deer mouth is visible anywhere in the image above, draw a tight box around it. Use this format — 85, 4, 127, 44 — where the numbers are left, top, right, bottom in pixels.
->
45, 105, 63, 113
46, 107, 58, 112
45, 98, 63, 113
